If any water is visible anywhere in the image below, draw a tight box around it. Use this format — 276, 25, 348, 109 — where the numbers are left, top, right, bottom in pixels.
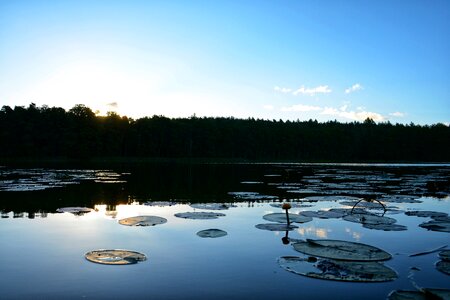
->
0, 163, 449, 299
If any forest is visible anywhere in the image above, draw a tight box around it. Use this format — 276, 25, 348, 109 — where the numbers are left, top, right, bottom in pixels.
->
0, 103, 449, 162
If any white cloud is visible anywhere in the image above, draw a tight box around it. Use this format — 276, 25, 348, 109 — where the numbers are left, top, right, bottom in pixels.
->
389, 112, 405, 117
263, 104, 274, 110
274, 86, 292, 93
321, 106, 385, 121
293, 85, 332, 96
281, 104, 322, 112
107, 102, 118, 108
345, 83, 363, 94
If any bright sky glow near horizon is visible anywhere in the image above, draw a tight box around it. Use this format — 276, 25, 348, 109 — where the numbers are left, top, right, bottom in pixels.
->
0, 0, 449, 124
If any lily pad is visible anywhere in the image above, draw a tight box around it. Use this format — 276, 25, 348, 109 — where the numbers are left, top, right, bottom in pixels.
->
118, 216, 167, 226
196, 229, 227, 238
278, 256, 397, 282
270, 203, 314, 208
405, 211, 449, 218
380, 195, 422, 203
174, 212, 226, 219
263, 213, 312, 224
300, 210, 344, 219
56, 207, 94, 214
144, 201, 177, 207
436, 260, 450, 275
255, 223, 298, 231
388, 289, 450, 300
328, 208, 369, 216
439, 250, 450, 261
292, 239, 392, 261
190, 203, 234, 210
340, 200, 389, 210
343, 213, 397, 225
362, 223, 407, 231
419, 220, 450, 233
228, 192, 278, 200
303, 196, 363, 202
85, 249, 146, 265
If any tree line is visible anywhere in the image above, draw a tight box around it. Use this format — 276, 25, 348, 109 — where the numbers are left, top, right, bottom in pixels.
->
0, 103, 449, 162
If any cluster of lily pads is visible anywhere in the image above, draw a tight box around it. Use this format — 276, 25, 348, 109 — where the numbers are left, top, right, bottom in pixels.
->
239, 165, 450, 200
250, 202, 449, 298
0, 168, 126, 192
57, 202, 234, 265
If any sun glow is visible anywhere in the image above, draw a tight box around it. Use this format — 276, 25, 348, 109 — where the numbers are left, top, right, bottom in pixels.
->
25, 61, 160, 116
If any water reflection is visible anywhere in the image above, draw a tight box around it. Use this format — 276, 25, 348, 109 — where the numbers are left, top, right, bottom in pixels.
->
296, 226, 331, 239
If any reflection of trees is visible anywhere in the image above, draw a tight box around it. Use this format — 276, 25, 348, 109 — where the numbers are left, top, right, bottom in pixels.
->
1, 103, 449, 162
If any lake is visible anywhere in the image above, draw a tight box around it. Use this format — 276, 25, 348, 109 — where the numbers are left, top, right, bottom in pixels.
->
0, 163, 449, 299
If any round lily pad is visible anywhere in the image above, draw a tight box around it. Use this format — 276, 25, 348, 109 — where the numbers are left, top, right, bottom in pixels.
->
263, 213, 312, 224
144, 201, 177, 207
343, 213, 397, 225
419, 220, 450, 233
270, 203, 313, 208
362, 223, 407, 231
388, 290, 427, 300
340, 200, 389, 210
328, 208, 368, 215
118, 216, 167, 226
380, 195, 422, 203
405, 211, 448, 218
197, 229, 227, 238
388, 289, 450, 300
292, 239, 392, 261
174, 212, 226, 219
303, 196, 363, 202
190, 203, 233, 210
255, 223, 298, 231
278, 256, 397, 282
56, 207, 94, 214
300, 210, 344, 219
439, 250, 450, 261
85, 249, 147, 265
436, 260, 450, 275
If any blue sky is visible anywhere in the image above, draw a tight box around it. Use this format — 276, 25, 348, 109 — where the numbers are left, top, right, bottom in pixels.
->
0, 0, 449, 124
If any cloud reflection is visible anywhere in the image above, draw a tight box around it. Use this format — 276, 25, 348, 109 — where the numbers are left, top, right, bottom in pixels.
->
296, 226, 331, 238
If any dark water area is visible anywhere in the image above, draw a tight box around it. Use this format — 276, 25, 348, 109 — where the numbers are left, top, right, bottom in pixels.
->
0, 163, 449, 299
2, 162, 449, 215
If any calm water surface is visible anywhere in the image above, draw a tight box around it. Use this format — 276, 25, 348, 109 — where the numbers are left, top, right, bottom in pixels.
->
0, 163, 449, 299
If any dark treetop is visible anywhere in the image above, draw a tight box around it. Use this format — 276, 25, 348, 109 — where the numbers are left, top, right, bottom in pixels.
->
1, 103, 449, 162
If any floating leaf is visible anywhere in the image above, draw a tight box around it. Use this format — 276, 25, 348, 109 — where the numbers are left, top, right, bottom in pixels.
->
190, 203, 234, 210
56, 207, 93, 214
405, 211, 449, 218
118, 216, 167, 226
419, 220, 450, 233
300, 210, 344, 219
255, 223, 298, 231
174, 212, 226, 219
196, 229, 227, 238
278, 256, 397, 282
144, 201, 177, 207
362, 223, 407, 231
343, 213, 397, 225
303, 196, 363, 202
228, 192, 277, 200
436, 260, 450, 275
380, 195, 422, 203
439, 250, 450, 261
270, 203, 313, 208
292, 239, 391, 261
388, 289, 450, 300
85, 249, 146, 265
263, 213, 312, 224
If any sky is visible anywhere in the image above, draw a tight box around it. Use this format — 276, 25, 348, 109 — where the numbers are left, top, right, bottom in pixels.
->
0, 0, 449, 124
